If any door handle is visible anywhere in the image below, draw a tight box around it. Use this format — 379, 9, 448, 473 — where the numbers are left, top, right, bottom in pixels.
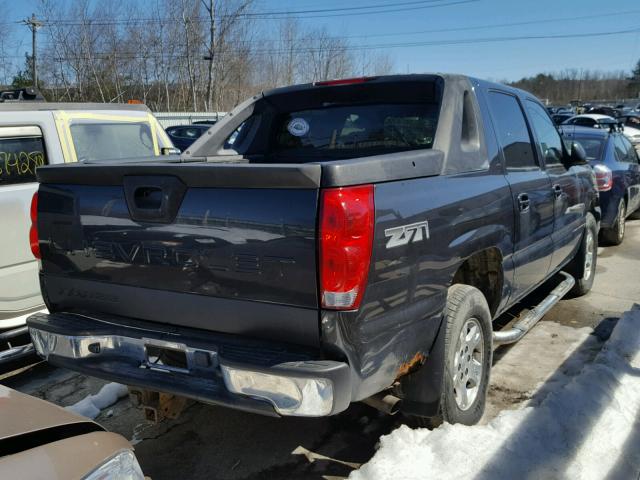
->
517, 193, 530, 213
553, 184, 564, 199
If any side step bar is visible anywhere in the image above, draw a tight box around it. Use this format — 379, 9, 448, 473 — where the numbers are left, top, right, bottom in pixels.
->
493, 271, 575, 347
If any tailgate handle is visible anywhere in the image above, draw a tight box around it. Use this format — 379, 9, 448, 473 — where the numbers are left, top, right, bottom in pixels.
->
124, 176, 187, 223
134, 186, 163, 210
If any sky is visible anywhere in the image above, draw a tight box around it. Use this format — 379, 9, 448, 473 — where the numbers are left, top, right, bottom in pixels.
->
3, 0, 640, 82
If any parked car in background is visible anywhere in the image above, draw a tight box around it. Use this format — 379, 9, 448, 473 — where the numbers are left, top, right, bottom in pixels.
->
588, 106, 621, 117
165, 124, 211, 151
0, 95, 175, 372
552, 113, 574, 125
562, 114, 640, 148
0, 385, 144, 479
28, 74, 599, 427
560, 125, 640, 245
618, 114, 640, 129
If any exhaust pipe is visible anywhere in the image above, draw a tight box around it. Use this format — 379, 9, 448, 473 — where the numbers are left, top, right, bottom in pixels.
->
362, 393, 401, 415
493, 271, 575, 347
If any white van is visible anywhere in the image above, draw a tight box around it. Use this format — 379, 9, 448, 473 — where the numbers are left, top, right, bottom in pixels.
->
0, 95, 174, 370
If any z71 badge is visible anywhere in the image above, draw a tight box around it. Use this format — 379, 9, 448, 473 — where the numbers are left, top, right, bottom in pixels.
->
384, 221, 430, 249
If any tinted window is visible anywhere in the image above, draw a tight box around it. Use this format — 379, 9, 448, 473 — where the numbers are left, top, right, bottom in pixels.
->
526, 100, 564, 165
70, 122, 155, 161
271, 103, 438, 160
625, 116, 640, 127
571, 137, 604, 161
487, 91, 536, 169
574, 118, 595, 127
0, 133, 48, 185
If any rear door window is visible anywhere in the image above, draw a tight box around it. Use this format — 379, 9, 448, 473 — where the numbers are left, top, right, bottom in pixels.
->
0, 126, 48, 185
271, 103, 438, 160
487, 91, 536, 169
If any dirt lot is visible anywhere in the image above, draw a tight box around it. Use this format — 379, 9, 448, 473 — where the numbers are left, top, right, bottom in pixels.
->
3, 220, 639, 480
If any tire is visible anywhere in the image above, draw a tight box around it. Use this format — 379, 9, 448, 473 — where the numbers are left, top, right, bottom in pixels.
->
629, 208, 640, 220
421, 284, 493, 427
566, 212, 598, 297
600, 199, 626, 246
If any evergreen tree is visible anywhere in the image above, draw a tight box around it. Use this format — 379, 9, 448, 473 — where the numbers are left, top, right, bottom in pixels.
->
10, 53, 34, 88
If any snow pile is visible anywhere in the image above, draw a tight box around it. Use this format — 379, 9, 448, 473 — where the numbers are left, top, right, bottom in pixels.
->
65, 382, 129, 419
351, 305, 640, 480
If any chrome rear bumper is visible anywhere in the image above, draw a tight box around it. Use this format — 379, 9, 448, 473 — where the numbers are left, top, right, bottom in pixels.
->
28, 312, 351, 417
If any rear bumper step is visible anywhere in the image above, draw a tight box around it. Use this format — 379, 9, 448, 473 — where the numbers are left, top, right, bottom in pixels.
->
27, 312, 351, 417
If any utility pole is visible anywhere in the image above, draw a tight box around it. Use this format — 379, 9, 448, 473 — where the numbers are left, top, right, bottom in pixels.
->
22, 14, 43, 87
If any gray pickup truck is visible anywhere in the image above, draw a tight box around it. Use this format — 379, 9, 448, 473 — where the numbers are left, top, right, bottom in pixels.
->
27, 75, 598, 426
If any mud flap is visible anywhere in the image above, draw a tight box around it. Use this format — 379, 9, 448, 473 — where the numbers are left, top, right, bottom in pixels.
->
398, 315, 446, 417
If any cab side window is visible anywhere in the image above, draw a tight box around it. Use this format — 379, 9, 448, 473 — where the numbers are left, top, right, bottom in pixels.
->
0, 126, 48, 186
525, 100, 564, 166
487, 91, 536, 170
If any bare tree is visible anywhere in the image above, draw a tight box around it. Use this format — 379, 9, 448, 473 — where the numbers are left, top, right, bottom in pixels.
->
30, 0, 397, 110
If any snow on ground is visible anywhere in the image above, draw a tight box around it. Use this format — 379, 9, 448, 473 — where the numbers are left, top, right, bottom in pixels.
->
65, 382, 128, 419
351, 305, 640, 480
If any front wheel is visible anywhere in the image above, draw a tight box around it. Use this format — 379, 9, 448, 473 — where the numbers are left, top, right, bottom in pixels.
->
566, 212, 598, 297
429, 284, 493, 426
601, 199, 626, 246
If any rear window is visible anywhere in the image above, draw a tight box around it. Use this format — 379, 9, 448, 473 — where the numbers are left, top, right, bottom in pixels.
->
271, 103, 438, 160
70, 122, 155, 161
572, 136, 605, 161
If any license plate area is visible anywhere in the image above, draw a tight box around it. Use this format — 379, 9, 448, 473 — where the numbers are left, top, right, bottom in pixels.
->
144, 342, 189, 373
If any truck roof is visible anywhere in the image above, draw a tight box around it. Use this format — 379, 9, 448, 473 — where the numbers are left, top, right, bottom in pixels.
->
0, 102, 151, 112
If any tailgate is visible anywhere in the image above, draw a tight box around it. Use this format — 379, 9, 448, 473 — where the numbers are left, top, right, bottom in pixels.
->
36, 163, 321, 346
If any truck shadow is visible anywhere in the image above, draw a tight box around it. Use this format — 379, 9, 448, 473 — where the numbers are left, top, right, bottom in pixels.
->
132, 398, 402, 480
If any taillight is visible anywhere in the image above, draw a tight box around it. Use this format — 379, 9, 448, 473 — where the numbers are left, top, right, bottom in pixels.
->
29, 192, 40, 259
319, 185, 374, 310
592, 164, 612, 192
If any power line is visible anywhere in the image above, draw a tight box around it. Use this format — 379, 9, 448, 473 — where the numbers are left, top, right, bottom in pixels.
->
36, 7, 640, 50
12, 26, 640, 61
36, 0, 477, 25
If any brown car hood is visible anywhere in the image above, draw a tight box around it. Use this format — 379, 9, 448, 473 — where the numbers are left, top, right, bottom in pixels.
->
0, 385, 100, 442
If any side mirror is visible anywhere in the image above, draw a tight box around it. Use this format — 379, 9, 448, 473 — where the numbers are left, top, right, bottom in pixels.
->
568, 141, 588, 165
161, 147, 181, 156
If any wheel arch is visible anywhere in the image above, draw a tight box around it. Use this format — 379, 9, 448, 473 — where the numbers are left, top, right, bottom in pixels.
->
451, 247, 504, 318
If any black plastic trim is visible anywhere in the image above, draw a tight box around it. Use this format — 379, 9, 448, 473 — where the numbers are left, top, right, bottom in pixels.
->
36, 162, 322, 189
319, 149, 444, 187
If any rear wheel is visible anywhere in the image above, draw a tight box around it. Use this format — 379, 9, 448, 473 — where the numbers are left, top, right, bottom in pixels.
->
566, 212, 597, 297
601, 199, 626, 246
417, 284, 492, 427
